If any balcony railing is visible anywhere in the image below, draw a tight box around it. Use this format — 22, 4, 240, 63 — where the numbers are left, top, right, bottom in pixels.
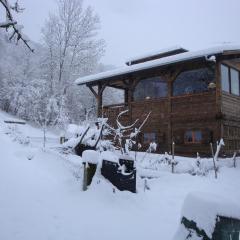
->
102, 103, 128, 119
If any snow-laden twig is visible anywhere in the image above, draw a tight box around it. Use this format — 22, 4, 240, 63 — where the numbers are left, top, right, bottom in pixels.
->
0, 0, 33, 51
107, 110, 151, 154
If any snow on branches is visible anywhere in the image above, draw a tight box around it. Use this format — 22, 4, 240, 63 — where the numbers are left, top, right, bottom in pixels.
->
107, 109, 151, 154
0, 0, 33, 51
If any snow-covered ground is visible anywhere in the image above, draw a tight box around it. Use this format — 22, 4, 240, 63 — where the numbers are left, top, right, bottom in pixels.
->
0, 110, 240, 240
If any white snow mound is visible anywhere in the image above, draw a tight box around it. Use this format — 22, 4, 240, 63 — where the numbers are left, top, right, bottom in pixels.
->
173, 191, 240, 239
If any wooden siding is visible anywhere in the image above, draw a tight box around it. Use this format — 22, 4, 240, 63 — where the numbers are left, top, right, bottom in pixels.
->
94, 53, 240, 156
171, 92, 219, 156
221, 93, 240, 153
102, 92, 219, 155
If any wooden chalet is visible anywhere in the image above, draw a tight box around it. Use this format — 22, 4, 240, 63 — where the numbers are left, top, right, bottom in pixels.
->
76, 45, 240, 156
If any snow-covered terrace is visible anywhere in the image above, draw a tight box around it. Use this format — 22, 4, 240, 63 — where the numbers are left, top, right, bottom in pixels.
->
75, 45, 240, 86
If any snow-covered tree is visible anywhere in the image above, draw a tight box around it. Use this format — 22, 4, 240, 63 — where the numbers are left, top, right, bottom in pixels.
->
34, 96, 59, 148
41, 0, 105, 123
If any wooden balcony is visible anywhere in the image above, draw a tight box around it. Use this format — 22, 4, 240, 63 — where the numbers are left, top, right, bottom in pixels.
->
102, 103, 129, 125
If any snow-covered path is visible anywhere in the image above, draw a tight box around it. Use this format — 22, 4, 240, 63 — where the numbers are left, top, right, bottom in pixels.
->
0, 111, 240, 240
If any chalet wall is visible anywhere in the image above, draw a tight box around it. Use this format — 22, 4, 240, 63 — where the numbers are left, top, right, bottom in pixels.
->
219, 57, 240, 154
98, 54, 240, 156
171, 92, 219, 156
222, 93, 240, 121
221, 94, 240, 153
223, 125, 240, 153
131, 99, 169, 152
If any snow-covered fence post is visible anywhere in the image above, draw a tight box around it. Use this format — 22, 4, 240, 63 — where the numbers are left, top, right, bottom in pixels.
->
210, 139, 225, 179
144, 179, 150, 192
210, 142, 217, 179
196, 152, 200, 167
82, 150, 99, 191
196, 152, 200, 174
82, 162, 88, 191
43, 124, 46, 149
214, 139, 225, 162
170, 142, 178, 173
233, 152, 237, 168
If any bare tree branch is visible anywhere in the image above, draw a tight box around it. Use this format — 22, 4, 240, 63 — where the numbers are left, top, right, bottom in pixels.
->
0, 0, 34, 52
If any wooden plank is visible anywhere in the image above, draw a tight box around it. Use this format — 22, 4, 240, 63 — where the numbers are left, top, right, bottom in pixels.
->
4, 120, 26, 125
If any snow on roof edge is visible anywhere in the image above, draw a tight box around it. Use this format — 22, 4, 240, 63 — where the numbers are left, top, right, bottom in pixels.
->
125, 45, 187, 64
75, 44, 240, 86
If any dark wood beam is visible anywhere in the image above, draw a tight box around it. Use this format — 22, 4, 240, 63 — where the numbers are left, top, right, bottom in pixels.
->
88, 85, 98, 98
107, 84, 126, 90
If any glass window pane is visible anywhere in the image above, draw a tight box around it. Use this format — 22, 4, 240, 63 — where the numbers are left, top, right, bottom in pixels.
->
194, 131, 202, 142
230, 68, 239, 95
184, 130, 202, 143
134, 77, 167, 101
173, 67, 215, 96
144, 133, 156, 143
184, 131, 193, 143
221, 65, 230, 92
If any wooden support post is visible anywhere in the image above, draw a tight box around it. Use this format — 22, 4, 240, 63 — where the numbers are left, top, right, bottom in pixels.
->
88, 85, 98, 98
88, 84, 106, 117
167, 80, 172, 152
97, 84, 102, 117
97, 83, 106, 117
171, 141, 175, 173
82, 162, 88, 191
128, 87, 133, 122
124, 89, 128, 104
123, 78, 134, 123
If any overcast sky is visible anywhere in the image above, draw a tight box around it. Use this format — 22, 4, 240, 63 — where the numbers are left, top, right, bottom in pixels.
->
13, 0, 240, 66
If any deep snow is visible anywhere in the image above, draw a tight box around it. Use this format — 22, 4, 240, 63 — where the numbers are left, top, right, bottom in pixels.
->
0, 110, 240, 240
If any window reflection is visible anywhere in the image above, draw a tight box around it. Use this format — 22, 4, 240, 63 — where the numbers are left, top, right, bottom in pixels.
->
230, 68, 239, 95
184, 130, 202, 144
173, 68, 215, 96
144, 132, 157, 144
134, 77, 167, 101
221, 65, 230, 93
221, 64, 240, 96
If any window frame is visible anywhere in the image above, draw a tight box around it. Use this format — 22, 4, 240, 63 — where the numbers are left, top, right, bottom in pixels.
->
184, 130, 202, 144
221, 63, 240, 96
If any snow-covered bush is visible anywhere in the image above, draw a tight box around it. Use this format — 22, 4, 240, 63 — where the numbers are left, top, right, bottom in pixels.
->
3, 124, 30, 145
61, 119, 114, 155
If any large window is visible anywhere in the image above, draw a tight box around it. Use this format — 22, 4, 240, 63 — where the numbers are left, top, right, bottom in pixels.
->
221, 64, 240, 96
134, 76, 167, 101
173, 67, 215, 96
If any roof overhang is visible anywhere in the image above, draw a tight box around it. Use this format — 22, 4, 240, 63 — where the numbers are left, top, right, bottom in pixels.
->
76, 45, 240, 87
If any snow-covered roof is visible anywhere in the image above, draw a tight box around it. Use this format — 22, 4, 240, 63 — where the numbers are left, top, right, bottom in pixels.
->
75, 45, 240, 86
125, 45, 187, 65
